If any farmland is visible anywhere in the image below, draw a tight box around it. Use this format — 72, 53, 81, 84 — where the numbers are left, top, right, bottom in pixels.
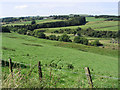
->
2, 32, 118, 88
1, 16, 118, 88
34, 17, 118, 33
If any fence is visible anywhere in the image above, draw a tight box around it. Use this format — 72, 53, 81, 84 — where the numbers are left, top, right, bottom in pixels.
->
1, 58, 119, 88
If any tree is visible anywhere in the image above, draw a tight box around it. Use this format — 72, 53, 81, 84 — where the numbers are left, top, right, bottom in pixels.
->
34, 30, 46, 39
48, 35, 57, 40
17, 28, 27, 35
31, 20, 36, 25
2, 26, 10, 33
59, 34, 71, 42
74, 36, 88, 45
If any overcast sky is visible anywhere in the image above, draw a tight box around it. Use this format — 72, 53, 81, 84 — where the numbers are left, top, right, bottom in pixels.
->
0, 0, 119, 18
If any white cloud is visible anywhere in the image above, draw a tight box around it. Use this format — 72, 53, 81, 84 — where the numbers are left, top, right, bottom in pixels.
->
15, 5, 28, 9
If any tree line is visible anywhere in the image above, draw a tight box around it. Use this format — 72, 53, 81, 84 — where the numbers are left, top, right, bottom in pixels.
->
53, 27, 118, 38
2, 17, 86, 31
1, 16, 43, 23
23, 29, 102, 46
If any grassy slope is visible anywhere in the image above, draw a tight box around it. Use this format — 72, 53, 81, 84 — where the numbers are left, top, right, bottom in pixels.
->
2, 33, 118, 73
2, 33, 118, 88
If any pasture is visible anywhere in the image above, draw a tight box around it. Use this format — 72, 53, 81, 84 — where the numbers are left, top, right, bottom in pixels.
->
2, 33, 118, 88
34, 17, 118, 33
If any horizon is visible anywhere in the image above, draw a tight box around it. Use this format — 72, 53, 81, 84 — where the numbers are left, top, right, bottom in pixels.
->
0, 14, 118, 19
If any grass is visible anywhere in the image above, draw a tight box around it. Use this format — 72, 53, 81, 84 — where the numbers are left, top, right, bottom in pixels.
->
34, 17, 118, 33
86, 17, 106, 22
2, 32, 118, 88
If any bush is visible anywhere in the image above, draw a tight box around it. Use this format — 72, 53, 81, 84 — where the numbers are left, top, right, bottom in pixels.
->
48, 35, 57, 40
2, 26, 10, 33
31, 20, 36, 25
59, 34, 71, 42
90, 40, 102, 46
17, 28, 27, 35
74, 36, 88, 45
34, 30, 46, 39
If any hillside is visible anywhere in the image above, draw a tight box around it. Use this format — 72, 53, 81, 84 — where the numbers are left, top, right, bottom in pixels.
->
2, 33, 118, 88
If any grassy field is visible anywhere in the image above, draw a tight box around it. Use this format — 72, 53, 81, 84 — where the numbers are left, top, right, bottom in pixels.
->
34, 17, 118, 33
2, 33, 118, 88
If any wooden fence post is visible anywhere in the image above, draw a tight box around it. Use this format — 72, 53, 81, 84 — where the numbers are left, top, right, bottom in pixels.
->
38, 61, 42, 80
84, 67, 93, 88
9, 58, 13, 77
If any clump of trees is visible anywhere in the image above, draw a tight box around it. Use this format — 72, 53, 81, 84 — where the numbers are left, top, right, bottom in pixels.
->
59, 34, 72, 42
48, 35, 57, 40
2, 26, 10, 33
95, 15, 118, 18
31, 20, 36, 25
33, 30, 46, 39
2, 16, 43, 23
3, 17, 86, 31
77, 27, 118, 38
53, 27, 81, 35
74, 36, 88, 45
17, 28, 27, 35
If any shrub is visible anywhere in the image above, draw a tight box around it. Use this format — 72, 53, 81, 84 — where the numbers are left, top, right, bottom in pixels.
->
2, 26, 10, 33
31, 20, 36, 25
74, 36, 88, 45
59, 34, 71, 42
33, 30, 46, 39
17, 28, 28, 35
48, 35, 57, 40
56, 36, 60, 41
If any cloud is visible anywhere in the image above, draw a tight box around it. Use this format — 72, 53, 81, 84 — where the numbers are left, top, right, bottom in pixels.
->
15, 5, 28, 9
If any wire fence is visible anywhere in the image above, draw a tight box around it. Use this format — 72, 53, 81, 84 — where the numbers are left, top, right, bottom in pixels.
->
1, 59, 119, 80
51, 68, 119, 80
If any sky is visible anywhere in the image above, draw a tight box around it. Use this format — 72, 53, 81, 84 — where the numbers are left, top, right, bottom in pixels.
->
0, 0, 119, 18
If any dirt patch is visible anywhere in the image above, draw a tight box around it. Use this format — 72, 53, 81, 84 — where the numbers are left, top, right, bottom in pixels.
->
2, 47, 16, 51
22, 43, 43, 47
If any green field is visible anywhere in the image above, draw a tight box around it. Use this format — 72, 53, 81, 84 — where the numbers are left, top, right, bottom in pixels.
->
33, 17, 118, 33
2, 33, 118, 88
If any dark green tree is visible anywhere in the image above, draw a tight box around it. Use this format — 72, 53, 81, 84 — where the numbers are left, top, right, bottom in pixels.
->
31, 20, 36, 25
59, 34, 71, 42
48, 35, 57, 40
17, 28, 27, 35
34, 30, 46, 38
74, 36, 88, 45
2, 26, 10, 33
